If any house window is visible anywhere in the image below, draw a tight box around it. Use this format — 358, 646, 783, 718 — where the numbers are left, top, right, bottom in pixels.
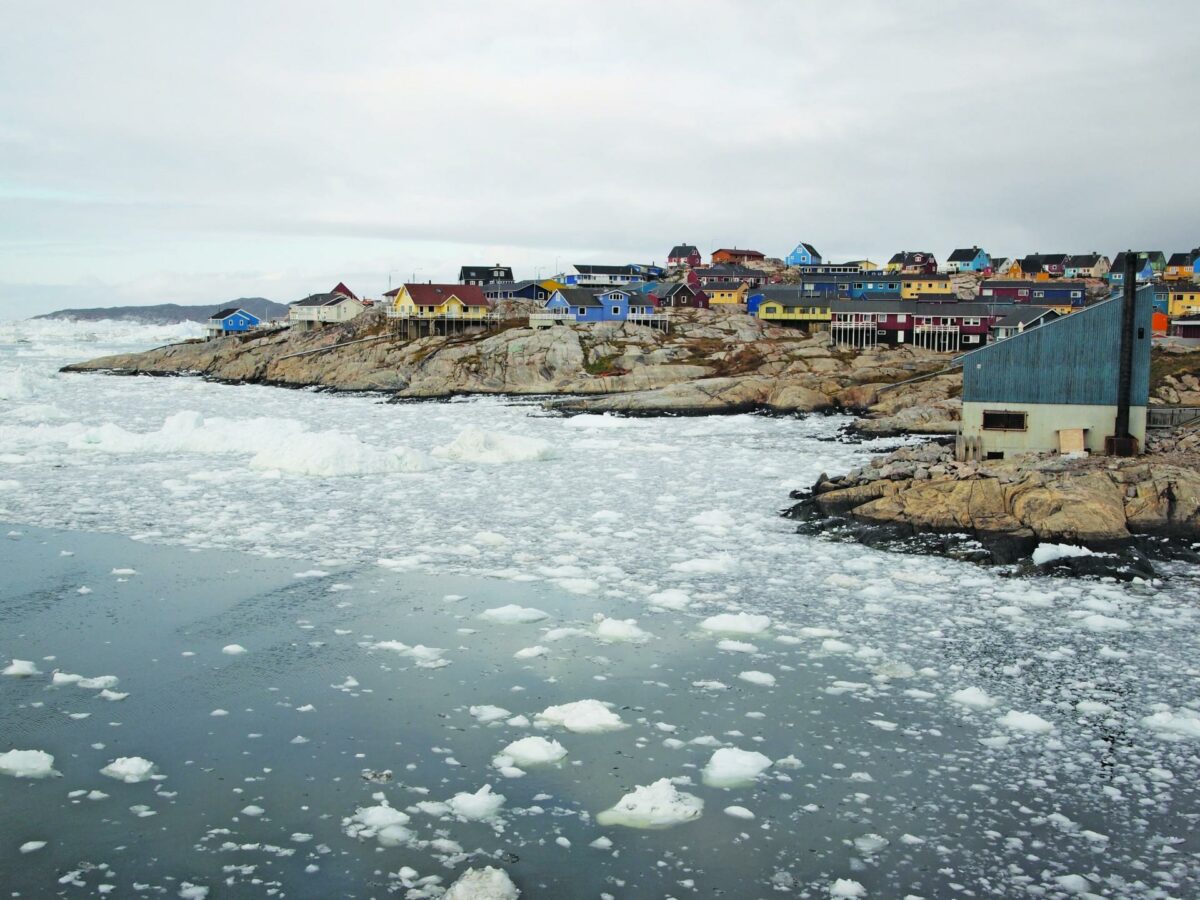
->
577, 308, 586, 315
982, 410, 1028, 431
1033, 291, 1044, 298
897, 314, 907, 323
964, 334, 979, 343
964, 317, 980, 326
1071, 291, 1081, 298
1019, 290, 1029, 297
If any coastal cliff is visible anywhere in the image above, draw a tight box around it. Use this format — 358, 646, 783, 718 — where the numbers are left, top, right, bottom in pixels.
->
61, 306, 961, 420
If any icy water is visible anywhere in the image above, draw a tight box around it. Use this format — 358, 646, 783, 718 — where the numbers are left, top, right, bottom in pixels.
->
1, 320, 1199, 898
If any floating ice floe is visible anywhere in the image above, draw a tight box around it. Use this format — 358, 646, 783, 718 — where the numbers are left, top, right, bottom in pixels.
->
699, 613, 771, 635
3, 659, 39, 676
19, 841, 47, 853
493, 736, 567, 772
444, 866, 520, 900
593, 615, 652, 643
998, 711, 1054, 733
221, 644, 247, 656
369, 640, 450, 668
950, 687, 997, 710
447, 785, 506, 822
0, 749, 58, 779
738, 670, 776, 687
724, 805, 754, 820
99, 756, 160, 783
343, 799, 413, 847
535, 700, 627, 733
596, 778, 703, 829
702, 748, 773, 787
1140, 707, 1200, 740
433, 426, 553, 465
671, 555, 737, 575
470, 705, 512, 724
646, 588, 691, 610
513, 646, 548, 659
829, 877, 866, 897
479, 605, 549, 625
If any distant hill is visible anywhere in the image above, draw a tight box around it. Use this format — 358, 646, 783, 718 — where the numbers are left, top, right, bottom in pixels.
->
33, 298, 289, 324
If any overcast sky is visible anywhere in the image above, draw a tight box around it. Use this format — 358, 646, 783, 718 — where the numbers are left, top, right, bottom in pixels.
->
3, 0, 1198, 315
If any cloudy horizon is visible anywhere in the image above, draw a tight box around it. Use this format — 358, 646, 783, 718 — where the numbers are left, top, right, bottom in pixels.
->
3, 0, 1198, 316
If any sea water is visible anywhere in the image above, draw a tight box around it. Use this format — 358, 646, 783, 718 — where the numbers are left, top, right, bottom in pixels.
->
1, 319, 1198, 897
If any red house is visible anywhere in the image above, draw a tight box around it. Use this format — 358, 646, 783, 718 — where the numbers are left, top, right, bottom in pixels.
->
667, 243, 702, 268
712, 248, 766, 265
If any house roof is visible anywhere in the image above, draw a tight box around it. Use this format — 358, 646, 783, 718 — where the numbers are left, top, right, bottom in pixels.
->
947, 247, 984, 262
484, 279, 540, 295
712, 248, 765, 258
790, 242, 821, 257
331, 282, 359, 300
888, 251, 936, 265
551, 287, 609, 308
1111, 251, 1153, 272
982, 280, 1086, 291
991, 257, 1009, 269
572, 264, 643, 276
459, 265, 513, 281
1038, 254, 1068, 265
292, 293, 355, 307
1064, 253, 1104, 268
211, 307, 250, 320
1167, 252, 1194, 267
704, 280, 749, 291
1159, 283, 1200, 294
899, 273, 950, 282
402, 284, 490, 307
668, 244, 699, 258
699, 264, 765, 277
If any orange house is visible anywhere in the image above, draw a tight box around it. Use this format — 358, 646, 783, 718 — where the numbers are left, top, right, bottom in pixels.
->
1152, 311, 1169, 335
712, 248, 765, 266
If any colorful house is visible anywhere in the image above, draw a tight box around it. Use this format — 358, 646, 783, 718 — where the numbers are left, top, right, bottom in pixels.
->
391, 283, 492, 319
846, 275, 902, 301
990, 257, 1010, 275
711, 248, 766, 266
667, 244, 702, 268
785, 242, 822, 267
1063, 253, 1110, 279
538, 287, 659, 324
206, 307, 261, 339
980, 280, 1087, 307
755, 288, 832, 331
990, 307, 1060, 341
1162, 284, 1200, 317
958, 285, 1153, 459
1144, 251, 1167, 275
459, 265, 514, 286
885, 251, 938, 274
647, 282, 709, 309
562, 264, 646, 287
289, 284, 367, 331
945, 247, 991, 273
695, 264, 767, 287
1164, 252, 1196, 281
483, 279, 559, 303
1108, 252, 1155, 286
1169, 315, 1200, 338
899, 273, 954, 300
704, 282, 750, 305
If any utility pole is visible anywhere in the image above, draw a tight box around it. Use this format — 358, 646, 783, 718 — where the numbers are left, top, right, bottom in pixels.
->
1112, 250, 1138, 452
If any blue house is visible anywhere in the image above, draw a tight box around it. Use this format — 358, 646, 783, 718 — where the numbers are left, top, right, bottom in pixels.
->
483, 280, 553, 303
541, 288, 656, 324
785, 242, 822, 267
946, 246, 991, 273
1107, 252, 1154, 286
562, 264, 647, 286
205, 307, 261, 339
845, 275, 903, 300
1025, 280, 1088, 307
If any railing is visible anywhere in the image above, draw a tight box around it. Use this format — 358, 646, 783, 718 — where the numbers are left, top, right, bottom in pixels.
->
528, 312, 573, 326
626, 313, 671, 326
1147, 406, 1200, 429
385, 308, 499, 322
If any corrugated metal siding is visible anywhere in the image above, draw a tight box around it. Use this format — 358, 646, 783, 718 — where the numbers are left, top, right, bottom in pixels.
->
962, 286, 1152, 406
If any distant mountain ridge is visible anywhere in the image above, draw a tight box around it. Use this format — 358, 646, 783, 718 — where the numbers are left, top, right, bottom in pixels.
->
33, 298, 288, 324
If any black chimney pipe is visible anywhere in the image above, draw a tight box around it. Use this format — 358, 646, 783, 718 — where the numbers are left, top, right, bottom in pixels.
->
1113, 250, 1138, 444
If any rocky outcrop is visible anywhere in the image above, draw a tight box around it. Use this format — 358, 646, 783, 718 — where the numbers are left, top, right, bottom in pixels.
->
62, 307, 959, 418
792, 440, 1200, 572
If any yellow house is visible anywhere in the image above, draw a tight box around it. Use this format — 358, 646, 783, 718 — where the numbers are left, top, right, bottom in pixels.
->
1166, 285, 1200, 317
899, 275, 954, 300
704, 282, 750, 305
392, 283, 493, 319
756, 295, 831, 327
1165, 253, 1196, 281
1001, 259, 1024, 278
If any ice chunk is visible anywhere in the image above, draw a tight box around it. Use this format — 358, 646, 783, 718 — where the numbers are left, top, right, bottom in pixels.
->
535, 700, 627, 733
433, 427, 553, 464
444, 866, 520, 900
513, 646, 548, 659
596, 778, 703, 829
646, 589, 691, 610
221, 644, 247, 656
699, 613, 770, 635
1080, 614, 1131, 632
671, 555, 737, 574
1141, 707, 1200, 740
19, 841, 47, 853
738, 670, 776, 687
480, 605, 549, 625
3, 659, 39, 677
342, 800, 413, 847
178, 885, 210, 900
717, 640, 756, 653
998, 711, 1054, 733
241, 804, 265, 817
470, 705, 512, 724
1031, 543, 1094, 565
829, 879, 866, 898
950, 687, 997, 710
493, 736, 567, 769
0, 749, 58, 779
369, 641, 450, 668
724, 805, 754, 819
99, 756, 159, 783
853, 833, 889, 855
593, 616, 651, 643
448, 785, 506, 822
702, 748, 773, 787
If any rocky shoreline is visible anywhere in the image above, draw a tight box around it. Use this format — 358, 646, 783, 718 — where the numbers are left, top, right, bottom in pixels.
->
61, 306, 961, 422
786, 437, 1200, 578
